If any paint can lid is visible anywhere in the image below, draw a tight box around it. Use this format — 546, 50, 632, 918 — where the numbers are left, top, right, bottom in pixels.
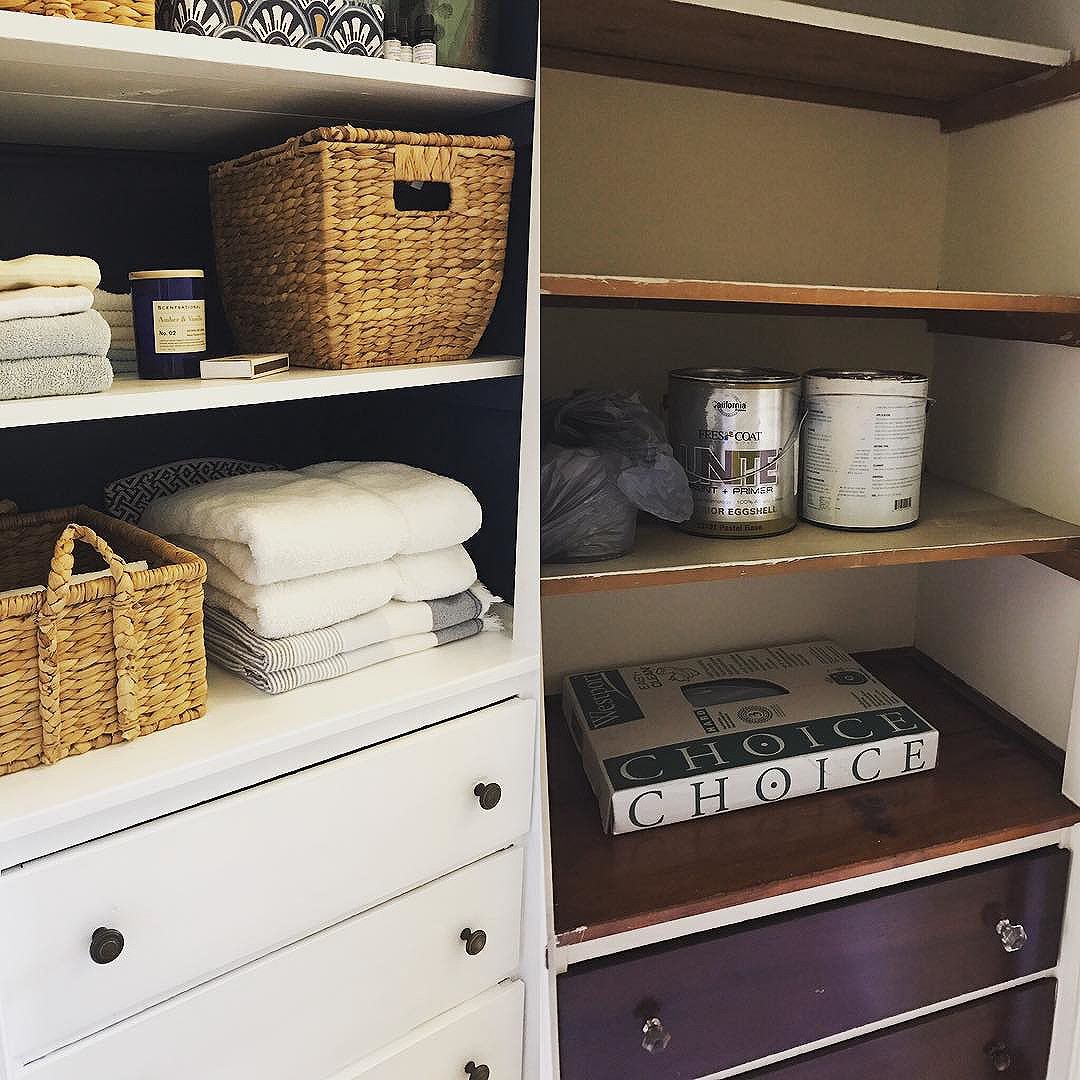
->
670, 367, 800, 385
804, 368, 927, 382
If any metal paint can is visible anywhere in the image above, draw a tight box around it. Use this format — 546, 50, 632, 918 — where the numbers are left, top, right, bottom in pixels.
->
800, 369, 929, 530
668, 367, 801, 538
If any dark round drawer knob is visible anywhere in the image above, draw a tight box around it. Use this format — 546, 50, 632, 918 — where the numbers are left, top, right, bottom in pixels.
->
986, 1042, 1012, 1072
89, 927, 124, 965
464, 1062, 490, 1080
474, 782, 502, 811
461, 927, 488, 956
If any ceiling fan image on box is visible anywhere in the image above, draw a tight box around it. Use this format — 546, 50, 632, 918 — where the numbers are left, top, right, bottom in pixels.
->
680, 677, 791, 709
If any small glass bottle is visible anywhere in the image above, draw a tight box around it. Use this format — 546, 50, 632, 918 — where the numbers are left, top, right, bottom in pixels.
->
399, 18, 413, 62
382, 10, 402, 59
413, 11, 437, 64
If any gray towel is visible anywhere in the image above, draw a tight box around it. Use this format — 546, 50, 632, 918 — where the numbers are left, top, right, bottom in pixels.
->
0, 355, 113, 400
208, 616, 489, 695
203, 583, 499, 673
0, 309, 110, 361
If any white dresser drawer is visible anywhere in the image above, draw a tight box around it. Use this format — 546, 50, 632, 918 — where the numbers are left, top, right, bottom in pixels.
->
1, 697, 535, 1062
330, 981, 525, 1080
25, 846, 524, 1080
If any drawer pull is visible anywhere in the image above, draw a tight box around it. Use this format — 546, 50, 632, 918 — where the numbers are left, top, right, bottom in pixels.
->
641, 1017, 671, 1054
996, 919, 1028, 954
465, 1062, 491, 1080
89, 927, 125, 965
986, 1041, 1012, 1072
474, 782, 503, 811
461, 928, 488, 956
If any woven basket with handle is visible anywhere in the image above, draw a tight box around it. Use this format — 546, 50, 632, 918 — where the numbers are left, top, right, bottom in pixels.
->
0, 0, 153, 25
0, 507, 207, 777
209, 127, 515, 370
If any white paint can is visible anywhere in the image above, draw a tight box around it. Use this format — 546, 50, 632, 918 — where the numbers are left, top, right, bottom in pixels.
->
800, 369, 929, 530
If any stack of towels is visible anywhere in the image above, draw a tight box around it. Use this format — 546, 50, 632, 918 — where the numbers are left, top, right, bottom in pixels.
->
141, 461, 500, 695
93, 289, 137, 375
0, 255, 113, 400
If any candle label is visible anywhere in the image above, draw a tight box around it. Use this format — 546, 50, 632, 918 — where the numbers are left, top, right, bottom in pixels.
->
153, 299, 206, 354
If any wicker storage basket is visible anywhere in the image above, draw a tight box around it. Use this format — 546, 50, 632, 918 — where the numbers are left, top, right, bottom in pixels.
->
209, 126, 515, 370
0, 507, 207, 777
0, 0, 154, 26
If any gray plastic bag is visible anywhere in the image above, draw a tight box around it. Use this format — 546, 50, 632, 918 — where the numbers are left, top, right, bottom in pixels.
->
541, 391, 692, 562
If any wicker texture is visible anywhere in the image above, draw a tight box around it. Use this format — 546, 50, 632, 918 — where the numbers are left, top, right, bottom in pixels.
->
0, 507, 207, 777
210, 127, 515, 370
0, 0, 153, 26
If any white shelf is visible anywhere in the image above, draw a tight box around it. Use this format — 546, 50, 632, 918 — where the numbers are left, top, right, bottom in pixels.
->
0, 610, 534, 860
0, 356, 523, 428
0, 11, 535, 152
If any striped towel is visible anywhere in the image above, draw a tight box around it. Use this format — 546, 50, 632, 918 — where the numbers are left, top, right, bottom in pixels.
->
203, 582, 498, 673
206, 613, 497, 694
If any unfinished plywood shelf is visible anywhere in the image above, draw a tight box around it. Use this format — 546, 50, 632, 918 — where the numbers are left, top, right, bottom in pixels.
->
547, 649, 1080, 953
542, 478, 1080, 596
540, 274, 1080, 346
541, 0, 1073, 132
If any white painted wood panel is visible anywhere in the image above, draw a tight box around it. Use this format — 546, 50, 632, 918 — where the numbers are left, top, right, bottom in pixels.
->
23, 847, 524, 1080
327, 981, 524, 1080
0, 699, 535, 1062
0, 358, 524, 430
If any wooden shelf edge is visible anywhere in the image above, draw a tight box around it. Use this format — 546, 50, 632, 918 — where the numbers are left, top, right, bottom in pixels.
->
942, 57, 1080, 133
542, 539, 1080, 597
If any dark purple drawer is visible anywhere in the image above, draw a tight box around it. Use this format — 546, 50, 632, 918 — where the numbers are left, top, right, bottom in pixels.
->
745, 980, 1056, 1080
558, 849, 1069, 1079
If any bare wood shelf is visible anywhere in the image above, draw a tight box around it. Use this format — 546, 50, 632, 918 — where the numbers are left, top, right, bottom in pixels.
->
540, 275, 1080, 346
541, 478, 1080, 596
547, 649, 1080, 949
540, 0, 1072, 131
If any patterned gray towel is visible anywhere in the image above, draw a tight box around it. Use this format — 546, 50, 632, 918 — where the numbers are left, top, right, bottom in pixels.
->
207, 616, 494, 695
203, 583, 498, 673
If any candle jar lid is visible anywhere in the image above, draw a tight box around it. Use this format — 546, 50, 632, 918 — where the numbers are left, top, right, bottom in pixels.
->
129, 270, 205, 280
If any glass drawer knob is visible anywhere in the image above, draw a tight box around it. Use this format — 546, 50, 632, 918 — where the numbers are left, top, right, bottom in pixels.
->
997, 919, 1028, 953
89, 927, 124, 965
474, 782, 502, 811
987, 1042, 1012, 1072
641, 1017, 671, 1054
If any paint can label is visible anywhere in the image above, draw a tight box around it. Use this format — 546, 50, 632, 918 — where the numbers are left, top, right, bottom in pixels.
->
801, 372, 927, 529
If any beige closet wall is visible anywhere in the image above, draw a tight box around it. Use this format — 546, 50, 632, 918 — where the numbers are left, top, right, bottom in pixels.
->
539, 70, 948, 686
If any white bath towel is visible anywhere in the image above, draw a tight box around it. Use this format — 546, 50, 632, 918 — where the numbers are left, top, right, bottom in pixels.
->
141, 464, 480, 586
0, 310, 110, 362
0, 286, 93, 322
0, 255, 100, 292
197, 543, 476, 637
302, 461, 482, 555
0, 355, 113, 400
92, 288, 131, 312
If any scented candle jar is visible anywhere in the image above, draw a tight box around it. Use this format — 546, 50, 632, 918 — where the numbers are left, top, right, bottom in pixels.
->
129, 270, 207, 379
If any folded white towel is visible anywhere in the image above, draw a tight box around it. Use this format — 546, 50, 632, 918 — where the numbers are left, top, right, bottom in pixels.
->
197, 543, 476, 637
100, 308, 134, 330
0, 255, 100, 292
0, 309, 110, 361
0, 286, 94, 322
302, 461, 483, 555
142, 463, 481, 586
92, 288, 131, 312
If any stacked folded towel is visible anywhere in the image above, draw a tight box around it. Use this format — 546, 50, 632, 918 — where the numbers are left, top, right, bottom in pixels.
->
141, 461, 495, 693
0, 255, 112, 400
94, 288, 137, 375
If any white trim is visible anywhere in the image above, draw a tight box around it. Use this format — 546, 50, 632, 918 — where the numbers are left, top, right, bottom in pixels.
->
673, 0, 1072, 67
0, 357, 523, 430
699, 969, 1058, 1079
556, 828, 1072, 967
